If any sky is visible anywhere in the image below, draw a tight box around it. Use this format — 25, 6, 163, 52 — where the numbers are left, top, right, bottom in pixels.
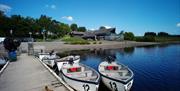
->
0, 0, 180, 36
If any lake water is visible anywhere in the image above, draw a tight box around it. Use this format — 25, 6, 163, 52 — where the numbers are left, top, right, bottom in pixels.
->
58, 44, 180, 91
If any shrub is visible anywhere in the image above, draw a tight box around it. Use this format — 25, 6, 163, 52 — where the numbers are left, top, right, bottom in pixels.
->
93, 41, 97, 44
62, 35, 90, 45
124, 32, 134, 40
135, 37, 144, 42
135, 36, 155, 42
99, 41, 102, 44
143, 36, 155, 42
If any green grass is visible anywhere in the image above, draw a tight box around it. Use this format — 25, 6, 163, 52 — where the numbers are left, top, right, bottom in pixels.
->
36, 39, 44, 42
93, 41, 97, 44
62, 35, 90, 45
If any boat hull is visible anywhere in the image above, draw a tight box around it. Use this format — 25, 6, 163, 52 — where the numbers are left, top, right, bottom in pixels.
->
61, 72, 99, 91
101, 74, 133, 91
42, 59, 55, 68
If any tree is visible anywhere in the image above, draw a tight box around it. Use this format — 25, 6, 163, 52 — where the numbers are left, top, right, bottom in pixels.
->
37, 15, 52, 31
124, 32, 134, 40
77, 27, 86, 32
70, 23, 78, 31
59, 23, 71, 36
143, 36, 155, 42
0, 10, 9, 36
157, 32, 169, 37
10, 15, 29, 37
144, 32, 156, 36
0, 10, 76, 38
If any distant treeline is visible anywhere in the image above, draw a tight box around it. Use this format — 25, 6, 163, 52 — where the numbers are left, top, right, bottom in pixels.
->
135, 32, 180, 42
144, 32, 180, 37
0, 10, 86, 39
123, 31, 180, 42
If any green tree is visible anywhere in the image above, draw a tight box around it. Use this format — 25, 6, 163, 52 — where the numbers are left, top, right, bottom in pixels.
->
70, 23, 78, 31
157, 32, 169, 37
0, 10, 9, 36
59, 23, 71, 36
124, 32, 134, 40
143, 36, 155, 42
144, 32, 156, 36
0, 10, 76, 38
77, 27, 86, 32
37, 15, 52, 30
10, 15, 29, 37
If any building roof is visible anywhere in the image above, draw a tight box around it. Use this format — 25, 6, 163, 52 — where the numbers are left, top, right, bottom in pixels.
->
71, 27, 116, 39
94, 28, 116, 36
82, 31, 96, 38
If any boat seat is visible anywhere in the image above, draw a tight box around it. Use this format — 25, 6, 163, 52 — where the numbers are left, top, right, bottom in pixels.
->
102, 70, 129, 76
105, 73, 130, 80
78, 75, 97, 81
66, 70, 93, 78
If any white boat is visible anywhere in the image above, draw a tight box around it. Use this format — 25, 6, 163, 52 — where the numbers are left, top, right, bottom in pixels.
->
0, 56, 7, 68
98, 56, 134, 91
38, 50, 80, 69
38, 51, 57, 61
38, 50, 58, 68
60, 59, 100, 91
56, 55, 80, 71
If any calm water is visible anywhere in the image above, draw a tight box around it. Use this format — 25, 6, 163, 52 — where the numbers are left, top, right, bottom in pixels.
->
58, 44, 180, 91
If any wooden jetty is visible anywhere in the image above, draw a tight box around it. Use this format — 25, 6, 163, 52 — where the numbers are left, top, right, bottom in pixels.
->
0, 54, 70, 91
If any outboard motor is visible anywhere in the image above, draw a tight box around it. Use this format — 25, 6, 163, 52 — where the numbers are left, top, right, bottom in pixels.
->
49, 50, 54, 56
68, 58, 74, 65
3, 37, 21, 61
106, 56, 116, 63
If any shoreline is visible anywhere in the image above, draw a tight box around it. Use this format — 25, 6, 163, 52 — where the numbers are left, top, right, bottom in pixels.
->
27, 41, 172, 52
2, 41, 180, 53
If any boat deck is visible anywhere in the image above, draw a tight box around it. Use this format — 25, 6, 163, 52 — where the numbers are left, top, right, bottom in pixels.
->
0, 54, 68, 91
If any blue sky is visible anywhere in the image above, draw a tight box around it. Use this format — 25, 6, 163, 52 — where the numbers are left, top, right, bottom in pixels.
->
0, 0, 180, 35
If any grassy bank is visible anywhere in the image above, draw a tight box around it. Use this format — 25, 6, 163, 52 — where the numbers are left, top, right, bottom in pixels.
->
62, 35, 90, 45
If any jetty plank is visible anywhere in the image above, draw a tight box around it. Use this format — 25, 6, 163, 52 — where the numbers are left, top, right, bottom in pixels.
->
0, 54, 68, 91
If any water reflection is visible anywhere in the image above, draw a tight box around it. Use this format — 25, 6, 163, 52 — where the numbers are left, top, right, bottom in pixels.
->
136, 45, 157, 49
124, 47, 135, 55
157, 44, 169, 48
58, 47, 135, 59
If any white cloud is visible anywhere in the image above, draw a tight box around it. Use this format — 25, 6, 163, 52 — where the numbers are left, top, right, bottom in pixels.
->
177, 23, 180, 27
51, 5, 56, 9
0, 4, 11, 13
45, 4, 56, 9
104, 26, 112, 29
62, 16, 73, 21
